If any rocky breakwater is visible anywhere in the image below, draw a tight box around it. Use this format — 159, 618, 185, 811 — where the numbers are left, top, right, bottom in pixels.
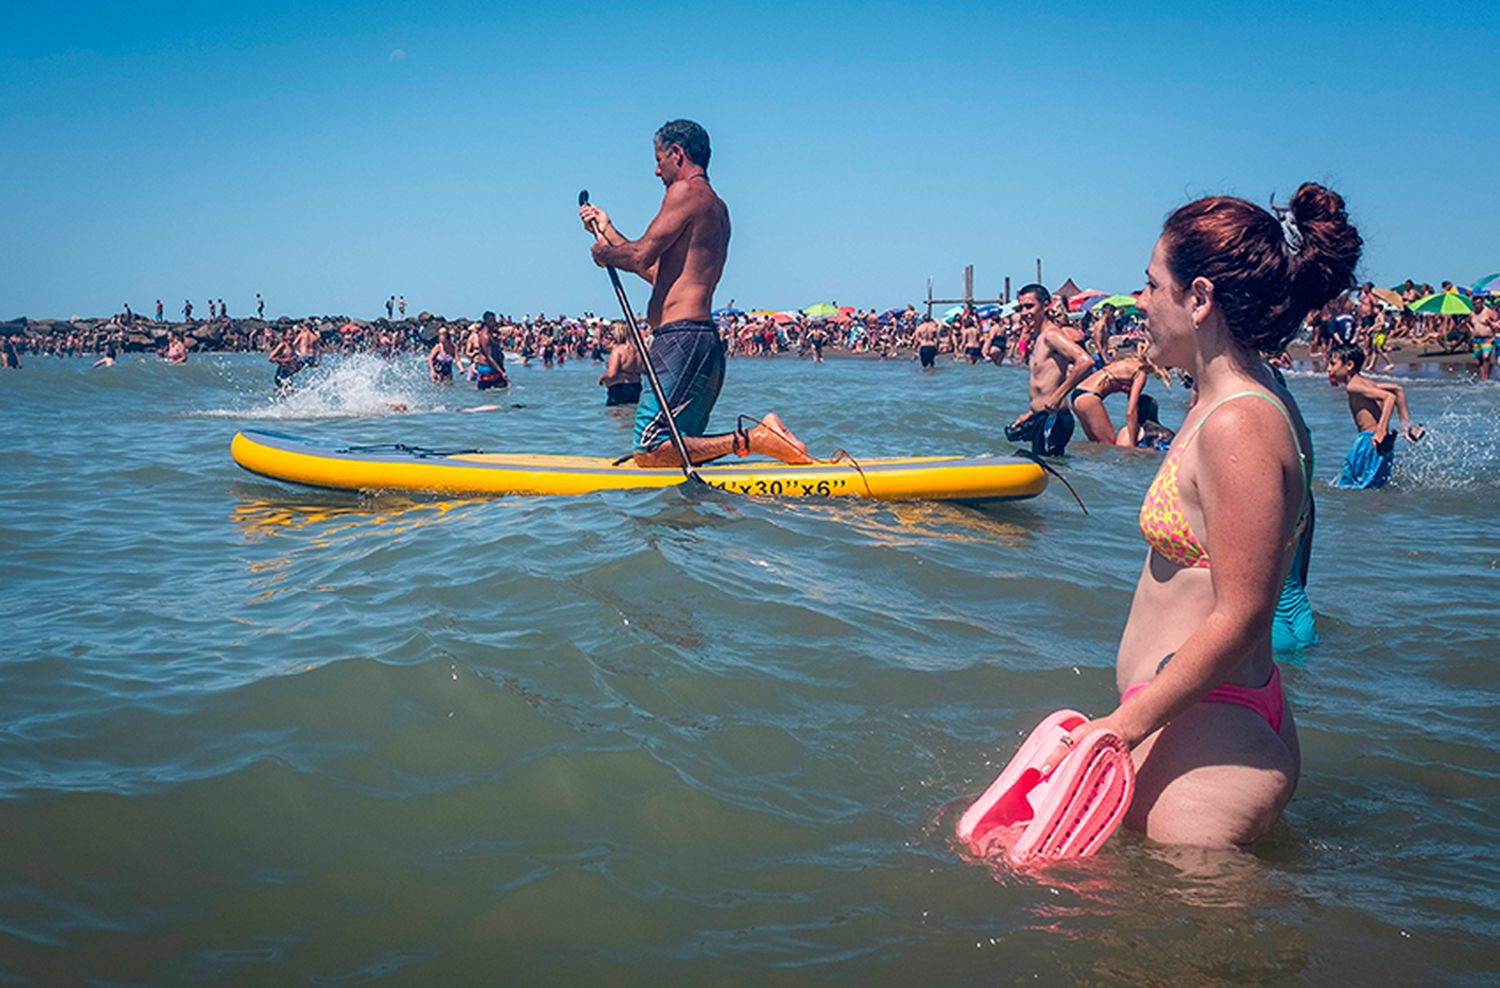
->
1, 312, 464, 354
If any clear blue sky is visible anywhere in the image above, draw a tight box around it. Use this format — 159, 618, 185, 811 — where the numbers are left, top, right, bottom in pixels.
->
3, 1, 1494, 320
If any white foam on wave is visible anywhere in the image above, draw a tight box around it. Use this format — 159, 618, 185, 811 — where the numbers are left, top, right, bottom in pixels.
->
195, 354, 441, 420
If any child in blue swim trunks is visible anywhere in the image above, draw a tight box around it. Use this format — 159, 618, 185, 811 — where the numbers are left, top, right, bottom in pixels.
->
1326, 343, 1423, 489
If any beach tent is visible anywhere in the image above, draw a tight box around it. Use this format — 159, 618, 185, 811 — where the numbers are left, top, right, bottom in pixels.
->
1054, 278, 1083, 298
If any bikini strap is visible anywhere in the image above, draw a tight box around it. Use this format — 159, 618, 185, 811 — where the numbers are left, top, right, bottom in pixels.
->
1184, 390, 1310, 494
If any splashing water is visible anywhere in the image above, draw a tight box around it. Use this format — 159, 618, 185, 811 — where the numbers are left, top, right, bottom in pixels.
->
197, 354, 436, 419
1395, 391, 1500, 490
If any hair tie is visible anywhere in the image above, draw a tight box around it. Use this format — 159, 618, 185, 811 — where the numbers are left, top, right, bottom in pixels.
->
1270, 199, 1303, 256
1279, 212, 1303, 255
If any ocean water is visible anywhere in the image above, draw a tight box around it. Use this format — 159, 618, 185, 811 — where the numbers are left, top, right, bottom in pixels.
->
2, 351, 1497, 985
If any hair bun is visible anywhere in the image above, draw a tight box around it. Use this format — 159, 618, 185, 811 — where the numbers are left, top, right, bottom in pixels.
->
1290, 182, 1352, 229
1287, 182, 1361, 319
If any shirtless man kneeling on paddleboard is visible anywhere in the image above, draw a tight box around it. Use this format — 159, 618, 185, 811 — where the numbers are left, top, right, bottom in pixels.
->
580, 119, 811, 467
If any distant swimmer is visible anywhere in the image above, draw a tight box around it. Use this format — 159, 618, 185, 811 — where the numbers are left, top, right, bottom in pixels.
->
1472, 296, 1497, 381
293, 322, 321, 368
472, 311, 510, 390
579, 118, 810, 466
2, 337, 21, 369
163, 333, 188, 363
805, 322, 827, 363
958, 312, 984, 364
983, 315, 1009, 365
93, 344, 117, 368
429, 326, 458, 382
1005, 283, 1092, 456
598, 323, 643, 405
268, 328, 303, 393
913, 314, 941, 369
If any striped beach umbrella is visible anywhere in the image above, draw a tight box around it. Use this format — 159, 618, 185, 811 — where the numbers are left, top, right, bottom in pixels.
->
1408, 292, 1474, 315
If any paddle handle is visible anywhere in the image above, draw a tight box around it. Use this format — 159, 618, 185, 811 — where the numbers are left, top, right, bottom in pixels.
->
579, 190, 700, 483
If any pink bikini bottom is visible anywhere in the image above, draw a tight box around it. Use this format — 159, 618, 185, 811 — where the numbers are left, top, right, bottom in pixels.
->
1121, 663, 1284, 735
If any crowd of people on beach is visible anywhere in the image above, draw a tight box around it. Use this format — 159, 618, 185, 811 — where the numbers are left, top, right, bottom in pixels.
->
0, 271, 1481, 495
1, 276, 1479, 494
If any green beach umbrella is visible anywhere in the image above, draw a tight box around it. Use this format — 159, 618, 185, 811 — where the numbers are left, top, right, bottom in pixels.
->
1472, 273, 1500, 293
1095, 294, 1140, 312
802, 303, 840, 318
1408, 292, 1474, 315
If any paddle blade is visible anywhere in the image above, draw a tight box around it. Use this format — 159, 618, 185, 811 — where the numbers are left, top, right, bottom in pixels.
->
578, 189, 589, 207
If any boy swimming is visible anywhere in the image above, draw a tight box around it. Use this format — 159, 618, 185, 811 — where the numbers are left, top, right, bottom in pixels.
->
1326, 342, 1423, 489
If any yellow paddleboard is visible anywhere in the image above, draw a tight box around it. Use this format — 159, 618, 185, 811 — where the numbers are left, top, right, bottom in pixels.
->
231, 430, 1047, 502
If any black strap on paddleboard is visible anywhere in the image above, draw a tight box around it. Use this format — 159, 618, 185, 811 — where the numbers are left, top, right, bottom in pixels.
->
339, 443, 486, 458
1013, 449, 1088, 515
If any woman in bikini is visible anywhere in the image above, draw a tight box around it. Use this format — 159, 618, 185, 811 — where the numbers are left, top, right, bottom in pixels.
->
1069, 355, 1170, 444
1042, 183, 1361, 847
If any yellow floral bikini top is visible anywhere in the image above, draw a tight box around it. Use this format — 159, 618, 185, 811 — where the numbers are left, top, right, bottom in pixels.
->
1139, 390, 1311, 568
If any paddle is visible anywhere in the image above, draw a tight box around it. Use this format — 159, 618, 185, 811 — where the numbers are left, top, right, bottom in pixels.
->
579, 189, 702, 485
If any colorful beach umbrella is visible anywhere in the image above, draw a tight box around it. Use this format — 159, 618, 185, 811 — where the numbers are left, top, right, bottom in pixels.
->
712, 306, 745, 317
1370, 288, 1405, 309
802, 303, 840, 318
1067, 290, 1107, 311
1087, 294, 1141, 314
1408, 292, 1474, 315
1472, 274, 1500, 293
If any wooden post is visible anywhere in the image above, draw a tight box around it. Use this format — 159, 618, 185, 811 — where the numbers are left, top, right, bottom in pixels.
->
1035, 258, 1042, 284
963, 265, 974, 303
926, 276, 933, 319
1003, 277, 1011, 303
